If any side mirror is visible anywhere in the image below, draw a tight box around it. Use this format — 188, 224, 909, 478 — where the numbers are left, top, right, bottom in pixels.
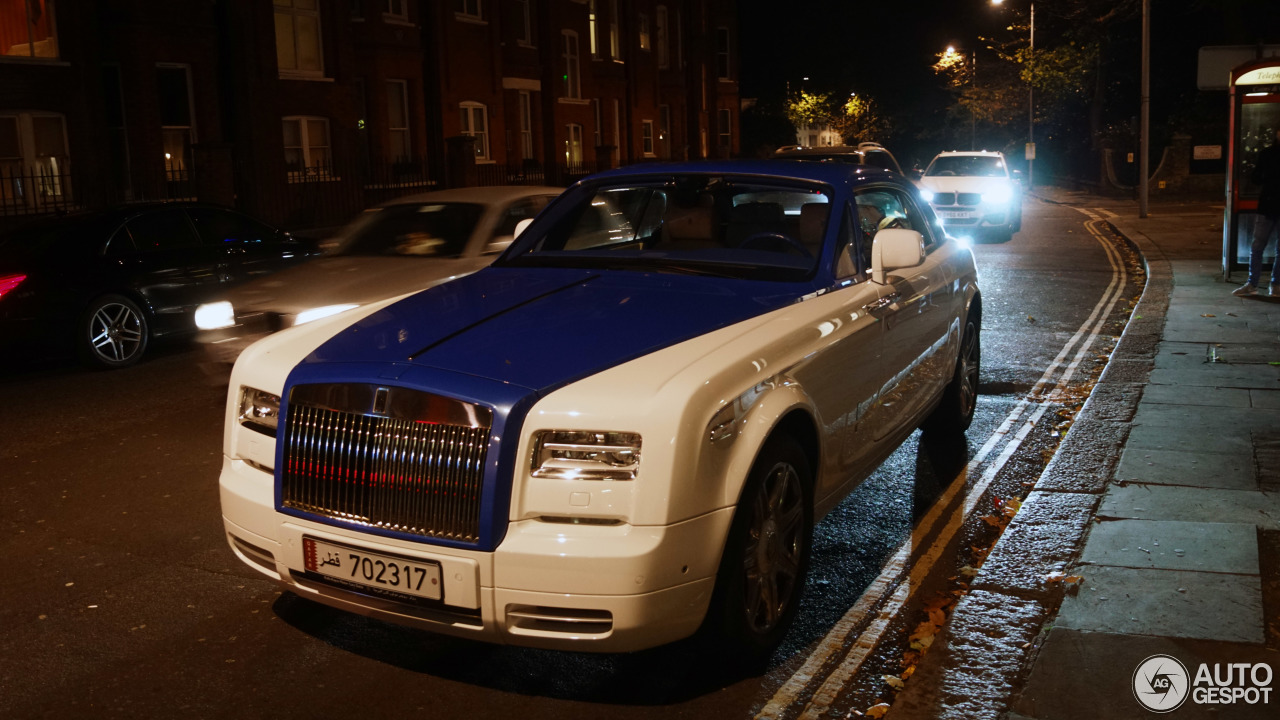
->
870, 228, 926, 285
514, 218, 534, 238
485, 218, 536, 255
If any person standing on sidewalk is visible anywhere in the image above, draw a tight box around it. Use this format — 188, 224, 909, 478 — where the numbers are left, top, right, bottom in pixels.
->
1234, 127, 1280, 296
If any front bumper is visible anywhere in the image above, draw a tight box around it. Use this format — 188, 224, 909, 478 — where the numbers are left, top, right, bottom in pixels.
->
219, 455, 731, 652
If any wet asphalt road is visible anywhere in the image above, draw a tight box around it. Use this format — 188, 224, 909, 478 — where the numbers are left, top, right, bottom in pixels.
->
0, 194, 1141, 719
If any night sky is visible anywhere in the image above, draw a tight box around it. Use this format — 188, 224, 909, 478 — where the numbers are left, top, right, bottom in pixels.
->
736, 0, 1280, 116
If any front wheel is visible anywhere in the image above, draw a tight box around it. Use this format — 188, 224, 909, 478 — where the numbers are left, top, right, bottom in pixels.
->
704, 434, 813, 666
79, 294, 149, 369
923, 314, 980, 435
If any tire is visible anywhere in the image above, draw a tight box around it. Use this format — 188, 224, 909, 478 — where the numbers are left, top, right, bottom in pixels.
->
704, 434, 813, 666
79, 294, 149, 369
923, 314, 980, 435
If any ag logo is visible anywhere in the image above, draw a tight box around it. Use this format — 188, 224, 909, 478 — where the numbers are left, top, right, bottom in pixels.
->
1133, 654, 1190, 712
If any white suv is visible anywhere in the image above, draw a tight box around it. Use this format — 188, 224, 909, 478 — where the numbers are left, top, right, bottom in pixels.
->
918, 150, 1022, 240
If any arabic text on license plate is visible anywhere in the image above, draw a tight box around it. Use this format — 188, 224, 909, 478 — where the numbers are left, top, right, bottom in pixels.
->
937, 210, 974, 219
303, 537, 442, 601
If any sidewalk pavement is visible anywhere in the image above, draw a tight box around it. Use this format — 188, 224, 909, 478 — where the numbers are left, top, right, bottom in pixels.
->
891, 190, 1280, 719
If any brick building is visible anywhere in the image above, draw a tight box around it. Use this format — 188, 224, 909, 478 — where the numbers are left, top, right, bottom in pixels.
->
0, 0, 739, 231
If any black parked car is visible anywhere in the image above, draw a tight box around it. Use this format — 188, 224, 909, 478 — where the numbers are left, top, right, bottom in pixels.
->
0, 202, 320, 369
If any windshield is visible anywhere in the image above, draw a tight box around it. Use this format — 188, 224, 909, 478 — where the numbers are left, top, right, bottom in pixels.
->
500, 175, 831, 281
332, 202, 484, 257
925, 155, 1007, 178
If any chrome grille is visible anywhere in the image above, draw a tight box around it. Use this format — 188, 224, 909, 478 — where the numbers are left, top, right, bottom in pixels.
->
280, 383, 492, 543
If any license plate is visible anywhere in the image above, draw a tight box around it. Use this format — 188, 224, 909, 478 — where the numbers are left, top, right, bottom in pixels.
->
937, 210, 975, 219
303, 536, 442, 601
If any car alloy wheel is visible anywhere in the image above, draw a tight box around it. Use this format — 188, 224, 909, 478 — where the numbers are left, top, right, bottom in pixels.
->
742, 457, 807, 634
82, 294, 149, 369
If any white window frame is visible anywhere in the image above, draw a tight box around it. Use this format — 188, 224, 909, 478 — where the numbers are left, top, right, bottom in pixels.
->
642, 120, 654, 157
562, 30, 581, 99
515, 0, 533, 46
455, 0, 483, 21
157, 64, 197, 180
519, 91, 534, 160
587, 0, 599, 58
565, 123, 583, 164
0, 111, 71, 203
282, 115, 334, 182
655, 6, 668, 69
460, 102, 490, 161
608, 0, 620, 60
387, 79, 411, 163
383, 0, 409, 23
1, 0, 59, 61
274, 0, 325, 79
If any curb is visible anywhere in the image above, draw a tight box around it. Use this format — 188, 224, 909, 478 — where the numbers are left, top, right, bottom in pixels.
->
888, 213, 1172, 719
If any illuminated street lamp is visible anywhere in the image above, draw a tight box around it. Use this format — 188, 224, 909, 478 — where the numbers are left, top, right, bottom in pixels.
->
992, 0, 1034, 188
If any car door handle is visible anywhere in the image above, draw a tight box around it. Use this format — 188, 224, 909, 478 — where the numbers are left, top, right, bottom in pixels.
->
862, 292, 901, 312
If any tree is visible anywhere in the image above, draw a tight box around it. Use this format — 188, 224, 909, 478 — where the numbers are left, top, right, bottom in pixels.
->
784, 89, 889, 146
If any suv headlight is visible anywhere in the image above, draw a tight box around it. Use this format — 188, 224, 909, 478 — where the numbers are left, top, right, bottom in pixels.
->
239, 386, 281, 437
984, 184, 1013, 205
531, 430, 641, 480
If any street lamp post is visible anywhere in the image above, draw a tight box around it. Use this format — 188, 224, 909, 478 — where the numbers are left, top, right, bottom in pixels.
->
993, 0, 1034, 188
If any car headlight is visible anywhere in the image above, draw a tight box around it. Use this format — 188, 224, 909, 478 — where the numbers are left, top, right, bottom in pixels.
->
984, 185, 1013, 204
295, 304, 359, 326
918, 188, 935, 203
531, 430, 641, 480
239, 386, 281, 437
195, 301, 236, 330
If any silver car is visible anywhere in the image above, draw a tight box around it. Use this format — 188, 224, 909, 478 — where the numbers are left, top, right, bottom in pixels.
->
195, 185, 561, 365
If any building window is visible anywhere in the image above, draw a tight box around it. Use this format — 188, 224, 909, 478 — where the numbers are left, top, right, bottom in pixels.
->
387, 80, 410, 163
642, 120, 654, 156
274, 0, 324, 77
519, 91, 533, 161
716, 27, 730, 80
655, 6, 668, 69
455, 0, 482, 21
718, 108, 731, 151
658, 104, 671, 159
676, 9, 683, 69
587, 0, 598, 58
515, 0, 532, 45
460, 102, 489, 160
562, 30, 581, 99
638, 14, 649, 51
0, 112, 69, 207
384, 0, 408, 22
282, 116, 332, 181
608, 0, 620, 60
0, 0, 58, 59
565, 124, 583, 164
157, 65, 195, 180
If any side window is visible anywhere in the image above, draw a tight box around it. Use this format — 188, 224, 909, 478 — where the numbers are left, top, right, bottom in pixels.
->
187, 208, 277, 246
854, 187, 938, 266
124, 209, 202, 251
488, 197, 547, 249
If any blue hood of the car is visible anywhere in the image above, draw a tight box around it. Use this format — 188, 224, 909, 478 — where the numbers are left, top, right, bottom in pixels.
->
299, 266, 808, 392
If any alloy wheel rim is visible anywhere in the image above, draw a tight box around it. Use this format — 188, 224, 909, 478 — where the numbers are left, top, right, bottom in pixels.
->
90, 302, 144, 363
742, 461, 805, 633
